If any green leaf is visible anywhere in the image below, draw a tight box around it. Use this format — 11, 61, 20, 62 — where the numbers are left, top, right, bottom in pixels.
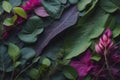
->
18, 16, 44, 43
3, 15, 17, 26
109, 0, 120, 8
113, 25, 120, 37
28, 68, 40, 80
13, 7, 27, 19
0, 2, 3, 14
0, 45, 13, 72
8, 43, 20, 62
42, 58, 51, 66
42, 0, 62, 18
32, 56, 41, 63
77, 0, 92, 11
91, 54, 101, 61
14, 61, 21, 68
69, 0, 78, 4
21, 47, 35, 60
63, 66, 77, 80
100, 0, 118, 13
9, 0, 21, 7
58, 0, 67, 4
64, 8, 109, 59
2, 1, 12, 13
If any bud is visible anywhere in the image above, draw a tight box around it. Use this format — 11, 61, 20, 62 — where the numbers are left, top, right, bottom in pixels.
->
95, 44, 102, 53
105, 28, 112, 37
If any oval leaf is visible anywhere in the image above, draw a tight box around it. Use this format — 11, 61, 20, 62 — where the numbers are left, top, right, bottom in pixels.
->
8, 43, 20, 62
13, 7, 27, 19
34, 7, 49, 17
2, 1, 12, 13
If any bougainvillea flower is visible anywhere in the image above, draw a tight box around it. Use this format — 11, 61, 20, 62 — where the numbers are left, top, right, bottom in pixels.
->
95, 28, 113, 54
70, 50, 93, 80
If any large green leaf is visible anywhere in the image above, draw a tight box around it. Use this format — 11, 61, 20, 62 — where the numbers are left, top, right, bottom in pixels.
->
18, 16, 44, 43
0, 45, 13, 72
100, 0, 118, 13
64, 8, 109, 59
42, 0, 62, 19
8, 43, 20, 62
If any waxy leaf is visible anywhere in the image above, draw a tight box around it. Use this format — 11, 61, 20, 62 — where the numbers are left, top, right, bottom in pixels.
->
2, 1, 12, 13
13, 7, 27, 19
64, 8, 109, 59
42, 0, 62, 18
100, 0, 118, 13
8, 43, 20, 62
18, 16, 44, 43
35, 6, 79, 56
109, 0, 120, 8
77, 0, 92, 11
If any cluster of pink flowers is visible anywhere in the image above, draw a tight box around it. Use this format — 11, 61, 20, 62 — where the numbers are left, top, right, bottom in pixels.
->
95, 28, 113, 54
70, 28, 120, 80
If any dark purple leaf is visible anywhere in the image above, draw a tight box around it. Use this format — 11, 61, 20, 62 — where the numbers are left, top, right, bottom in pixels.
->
35, 6, 79, 56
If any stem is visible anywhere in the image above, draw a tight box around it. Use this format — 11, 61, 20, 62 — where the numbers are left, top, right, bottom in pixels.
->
14, 63, 33, 80
104, 49, 115, 80
2, 64, 5, 80
95, 64, 105, 80
11, 70, 14, 80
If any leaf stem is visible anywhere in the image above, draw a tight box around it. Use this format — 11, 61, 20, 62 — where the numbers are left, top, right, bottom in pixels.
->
14, 63, 33, 80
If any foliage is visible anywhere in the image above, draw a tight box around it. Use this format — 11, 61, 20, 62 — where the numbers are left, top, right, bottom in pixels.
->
0, 0, 120, 80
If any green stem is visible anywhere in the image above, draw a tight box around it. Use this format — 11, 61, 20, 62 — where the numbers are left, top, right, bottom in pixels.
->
14, 63, 33, 80
2, 64, 5, 80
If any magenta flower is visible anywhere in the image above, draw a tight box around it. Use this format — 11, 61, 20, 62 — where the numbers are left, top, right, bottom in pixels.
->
70, 50, 93, 80
95, 28, 113, 54
21, 0, 41, 11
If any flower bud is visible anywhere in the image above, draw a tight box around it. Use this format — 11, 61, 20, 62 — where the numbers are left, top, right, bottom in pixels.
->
95, 44, 102, 53
105, 28, 112, 37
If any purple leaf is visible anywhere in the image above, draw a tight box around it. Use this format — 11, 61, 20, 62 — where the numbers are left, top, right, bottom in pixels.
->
34, 7, 49, 17
35, 6, 79, 56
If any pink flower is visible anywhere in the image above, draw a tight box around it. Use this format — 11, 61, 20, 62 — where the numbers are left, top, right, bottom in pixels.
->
21, 0, 41, 11
95, 28, 113, 54
70, 50, 93, 80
